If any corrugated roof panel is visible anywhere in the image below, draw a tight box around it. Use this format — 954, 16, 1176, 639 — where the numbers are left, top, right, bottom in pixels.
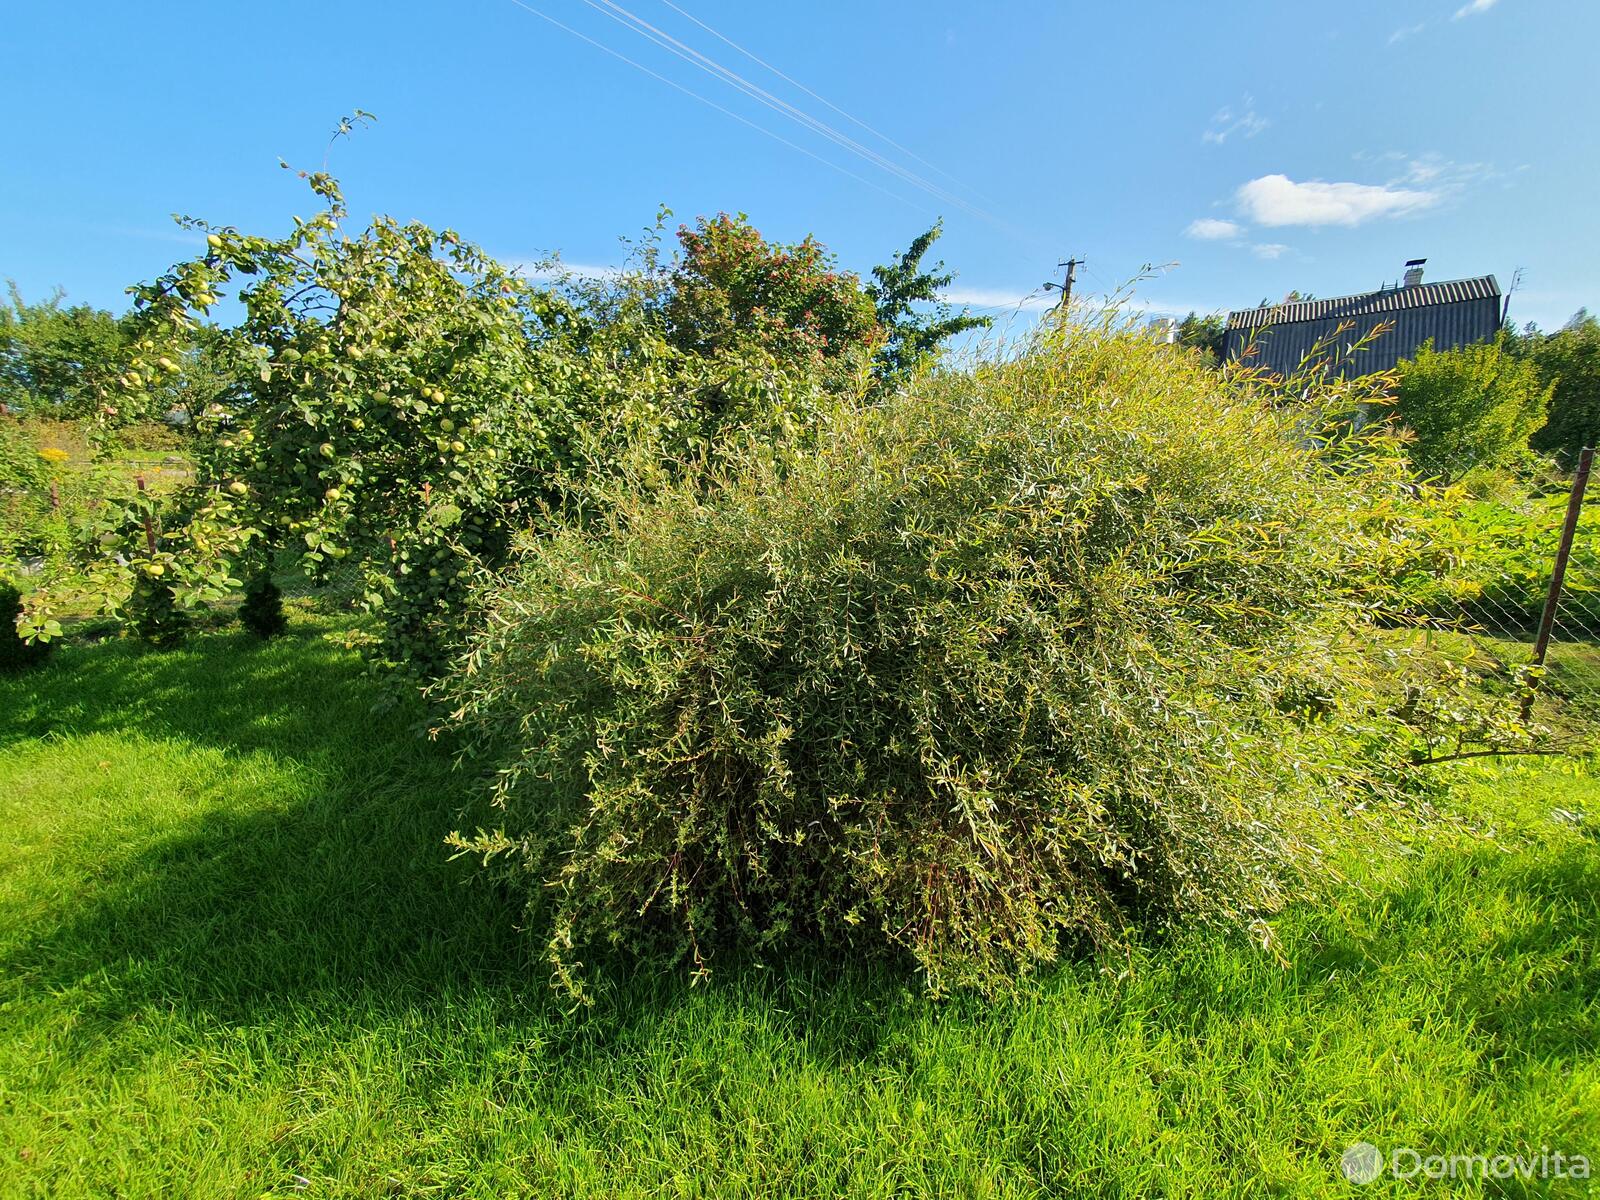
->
1221, 293, 1503, 379
1226, 274, 1501, 330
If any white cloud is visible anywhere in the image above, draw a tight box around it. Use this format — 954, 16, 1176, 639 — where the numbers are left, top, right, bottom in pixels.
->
1235, 173, 1439, 227
1185, 217, 1244, 240
1120, 296, 1230, 319
1353, 149, 1502, 192
510, 258, 628, 283
1184, 218, 1291, 259
939, 286, 1056, 313
1203, 102, 1269, 146
935, 287, 1228, 320
1386, 2, 1496, 48
1394, 152, 1498, 189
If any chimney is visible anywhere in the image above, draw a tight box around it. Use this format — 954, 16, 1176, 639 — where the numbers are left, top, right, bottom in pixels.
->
1403, 258, 1426, 288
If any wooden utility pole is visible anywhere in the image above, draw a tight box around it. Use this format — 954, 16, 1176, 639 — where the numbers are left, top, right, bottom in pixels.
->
1044, 258, 1084, 313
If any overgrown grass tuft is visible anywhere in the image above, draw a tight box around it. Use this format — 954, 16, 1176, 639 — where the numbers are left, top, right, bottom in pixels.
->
0, 618, 1595, 1197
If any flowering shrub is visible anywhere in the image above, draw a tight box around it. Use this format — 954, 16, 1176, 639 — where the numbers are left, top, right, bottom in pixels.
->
0, 418, 111, 624
665, 213, 882, 391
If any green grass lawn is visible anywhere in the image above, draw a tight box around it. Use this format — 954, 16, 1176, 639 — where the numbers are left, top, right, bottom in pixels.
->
1, 618, 1596, 1198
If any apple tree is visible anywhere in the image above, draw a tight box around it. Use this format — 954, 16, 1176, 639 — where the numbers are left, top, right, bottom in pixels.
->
20, 168, 607, 676
17, 174, 842, 680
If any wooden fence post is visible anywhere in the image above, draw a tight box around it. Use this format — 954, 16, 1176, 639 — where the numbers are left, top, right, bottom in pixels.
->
1523, 446, 1594, 721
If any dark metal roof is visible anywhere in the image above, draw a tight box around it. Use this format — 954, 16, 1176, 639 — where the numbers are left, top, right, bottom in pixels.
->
1221, 274, 1503, 378
1226, 275, 1500, 330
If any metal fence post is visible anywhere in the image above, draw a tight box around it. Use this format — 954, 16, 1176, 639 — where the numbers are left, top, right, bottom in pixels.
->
1523, 445, 1595, 721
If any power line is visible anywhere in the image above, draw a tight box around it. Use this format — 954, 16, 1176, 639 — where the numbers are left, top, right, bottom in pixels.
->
1081, 262, 1116, 293
578, 0, 1003, 226
653, 0, 991, 204
503, 0, 921, 210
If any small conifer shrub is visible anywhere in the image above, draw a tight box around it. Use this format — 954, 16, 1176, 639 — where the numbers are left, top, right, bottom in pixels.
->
240, 574, 288, 639
0, 578, 53, 671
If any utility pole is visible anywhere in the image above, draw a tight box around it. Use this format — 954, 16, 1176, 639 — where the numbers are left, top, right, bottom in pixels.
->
1503, 266, 1525, 325
1043, 258, 1084, 314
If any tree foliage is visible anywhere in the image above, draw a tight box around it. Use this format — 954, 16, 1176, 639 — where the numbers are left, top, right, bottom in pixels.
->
0, 284, 229, 424
865, 220, 990, 393
664, 213, 882, 392
1392, 336, 1552, 481
84, 171, 615, 670
14, 180, 843, 669
0, 286, 129, 418
1528, 312, 1600, 466
1175, 311, 1226, 363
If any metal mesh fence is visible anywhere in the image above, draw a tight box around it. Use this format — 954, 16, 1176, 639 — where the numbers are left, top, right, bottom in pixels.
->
1391, 446, 1600, 752
1520, 448, 1600, 734
277, 560, 365, 610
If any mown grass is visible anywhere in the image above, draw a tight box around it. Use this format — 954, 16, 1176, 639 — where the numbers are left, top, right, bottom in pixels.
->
0, 617, 1596, 1198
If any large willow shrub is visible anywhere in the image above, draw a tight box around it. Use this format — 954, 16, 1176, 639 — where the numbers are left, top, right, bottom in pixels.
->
444, 323, 1411, 998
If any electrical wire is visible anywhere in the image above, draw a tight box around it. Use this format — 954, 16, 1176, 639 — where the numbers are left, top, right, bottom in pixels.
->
653, 0, 991, 203
503, 0, 924, 211
579, 0, 1002, 226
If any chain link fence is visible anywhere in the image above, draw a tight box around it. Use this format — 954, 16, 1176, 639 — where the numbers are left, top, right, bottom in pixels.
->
1518, 448, 1600, 734
1391, 446, 1600, 752
276, 559, 365, 611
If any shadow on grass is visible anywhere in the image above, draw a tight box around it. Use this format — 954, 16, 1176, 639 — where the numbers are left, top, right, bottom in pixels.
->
0, 622, 926, 1072
0, 620, 390, 759
0, 623, 516, 1023
1, 622, 1595, 1083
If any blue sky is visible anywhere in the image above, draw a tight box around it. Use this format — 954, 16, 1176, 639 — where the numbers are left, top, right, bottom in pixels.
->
3, 0, 1595, 329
